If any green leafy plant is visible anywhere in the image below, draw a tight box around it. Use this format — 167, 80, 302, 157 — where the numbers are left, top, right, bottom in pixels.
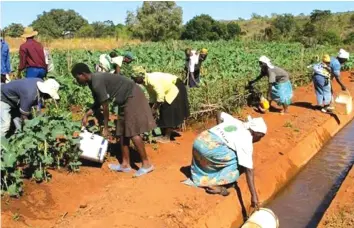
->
1, 112, 81, 197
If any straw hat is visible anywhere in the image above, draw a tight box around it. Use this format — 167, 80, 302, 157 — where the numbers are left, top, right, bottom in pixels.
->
21, 27, 38, 38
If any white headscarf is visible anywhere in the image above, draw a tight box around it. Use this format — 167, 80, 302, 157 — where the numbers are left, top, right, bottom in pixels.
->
338, 49, 350, 59
259, 56, 275, 69
244, 115, 267, 134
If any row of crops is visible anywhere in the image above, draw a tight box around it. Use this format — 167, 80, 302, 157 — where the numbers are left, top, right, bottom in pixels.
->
2, 40, 353, 197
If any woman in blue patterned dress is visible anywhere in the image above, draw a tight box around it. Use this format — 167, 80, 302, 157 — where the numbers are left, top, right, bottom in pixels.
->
184, 112, 267, 209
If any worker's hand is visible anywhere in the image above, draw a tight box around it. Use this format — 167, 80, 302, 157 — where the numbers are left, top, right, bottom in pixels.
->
341, 85, 347, 91
82, 115, 88, 128
251, 196, 260, 211
152, 107, 158, 119
102, 127, 110, 138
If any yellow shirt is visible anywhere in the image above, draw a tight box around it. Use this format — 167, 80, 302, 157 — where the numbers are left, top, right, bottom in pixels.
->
144, 72, 179, 104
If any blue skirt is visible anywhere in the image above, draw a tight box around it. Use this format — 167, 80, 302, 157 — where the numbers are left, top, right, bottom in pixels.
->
187, 130, 240, 187
313, 74, 332, 106
271, 80, 293, 106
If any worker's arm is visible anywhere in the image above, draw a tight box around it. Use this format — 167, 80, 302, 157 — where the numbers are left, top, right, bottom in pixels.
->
331, 63, 346, 91
101, 101, 110, 137
245, 168, 260, 210
249, 73, 264, 86
333, 75, 346, 91
114, 65, 121, 74
17, 46, 27, 78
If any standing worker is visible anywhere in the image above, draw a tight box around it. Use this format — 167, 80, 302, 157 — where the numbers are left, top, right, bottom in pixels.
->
17, 27, 47, 79
187, 48, 208, 88
248, 56, 293, 114
312, 54, 333, 113
1, 32, 11, 83
131, 66, 190, 143
71, 63, 155, 177
328, 49, 350, 108
97, 51, 134, 74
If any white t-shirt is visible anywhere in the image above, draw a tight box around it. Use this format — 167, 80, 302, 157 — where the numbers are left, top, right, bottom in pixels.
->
188, 53, 199, 73
209, 112, 254, 169
99, 55, 124, 73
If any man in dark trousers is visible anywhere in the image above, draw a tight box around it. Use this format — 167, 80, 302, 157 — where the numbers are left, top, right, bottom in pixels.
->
18, 27, 47, 79
71, 63, 155, 177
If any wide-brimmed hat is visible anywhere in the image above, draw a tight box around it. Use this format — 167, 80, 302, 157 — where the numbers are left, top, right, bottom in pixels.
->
37, 79, 60, 100
21, 27, 38, 38
338, 48, 350, 59
259, 55, 274, 69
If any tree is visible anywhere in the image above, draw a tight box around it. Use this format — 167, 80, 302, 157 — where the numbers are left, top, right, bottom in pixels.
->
182, 14, 223, 41
3, 23, 24, 37
126, 1, 182, 41
310, 10, 331, 23
31, 9, 88, 38
226, 22, 241, 39
76, 25, 94, 38
271, 14, 296, 39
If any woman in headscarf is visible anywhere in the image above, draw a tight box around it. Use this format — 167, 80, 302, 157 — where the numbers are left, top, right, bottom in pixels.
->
131, 66, 190, 143
249, 56, 293, 114
312, 54, 333, 113
183, 112, 266, 208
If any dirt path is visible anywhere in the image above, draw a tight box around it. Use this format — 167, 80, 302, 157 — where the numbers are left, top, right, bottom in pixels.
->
318, 166, 354, 228
2, 72, 354, 228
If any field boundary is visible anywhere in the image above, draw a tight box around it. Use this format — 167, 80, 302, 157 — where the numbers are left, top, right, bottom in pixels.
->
195, 100, 354, 228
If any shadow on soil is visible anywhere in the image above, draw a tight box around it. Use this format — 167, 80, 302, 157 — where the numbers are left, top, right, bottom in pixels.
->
291, 101, 317, 110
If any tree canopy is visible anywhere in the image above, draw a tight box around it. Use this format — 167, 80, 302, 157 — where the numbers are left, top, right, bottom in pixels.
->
3, 23, 24, 37
31, 9, 88, 38
126, 1, 183, 41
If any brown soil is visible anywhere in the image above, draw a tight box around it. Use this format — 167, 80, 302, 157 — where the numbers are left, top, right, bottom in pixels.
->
1, 72, 353, 228
318, 166, 354, 228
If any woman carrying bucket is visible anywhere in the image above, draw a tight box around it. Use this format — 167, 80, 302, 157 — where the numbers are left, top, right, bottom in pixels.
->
248, 56, 293, 114
183, 112, 267, 209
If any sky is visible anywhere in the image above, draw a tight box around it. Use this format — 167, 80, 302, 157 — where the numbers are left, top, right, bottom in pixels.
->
1, 1, 354, 27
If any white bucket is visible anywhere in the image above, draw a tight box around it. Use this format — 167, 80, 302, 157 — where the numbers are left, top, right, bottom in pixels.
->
79, 130, 108, 163
334, 91, 352, 115
241, 208, 279, 228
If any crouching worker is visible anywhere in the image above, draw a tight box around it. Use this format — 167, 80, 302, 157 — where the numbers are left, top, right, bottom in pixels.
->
183, 112, 267, 209
131, 66, 190, 143
249, 56, 293, 114
71, 63, 155, 177
1, 78, 60, 137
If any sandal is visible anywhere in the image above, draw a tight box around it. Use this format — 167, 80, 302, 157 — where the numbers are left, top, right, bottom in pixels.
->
108, 164, 132, 173
205, 187, 230, 196
133, 165, 155, 178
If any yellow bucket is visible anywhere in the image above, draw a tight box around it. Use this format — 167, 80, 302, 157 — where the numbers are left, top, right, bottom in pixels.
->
260, 97, 270, 110
334, 91, 352, 115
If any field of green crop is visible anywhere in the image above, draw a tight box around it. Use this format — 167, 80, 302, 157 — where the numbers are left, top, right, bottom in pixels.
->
2, 40, 352, 197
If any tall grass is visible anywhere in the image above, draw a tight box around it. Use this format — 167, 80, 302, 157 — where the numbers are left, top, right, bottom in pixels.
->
5, 37, 141, 53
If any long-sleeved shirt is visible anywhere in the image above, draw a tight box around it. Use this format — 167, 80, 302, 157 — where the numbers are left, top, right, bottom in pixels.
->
143, 72, 179, 104
18, 39, 46, 71
1, 39, 11, 75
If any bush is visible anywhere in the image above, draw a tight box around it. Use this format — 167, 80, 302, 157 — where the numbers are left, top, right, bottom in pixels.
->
317, 31, 341, 45
344, 32, 354, 44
